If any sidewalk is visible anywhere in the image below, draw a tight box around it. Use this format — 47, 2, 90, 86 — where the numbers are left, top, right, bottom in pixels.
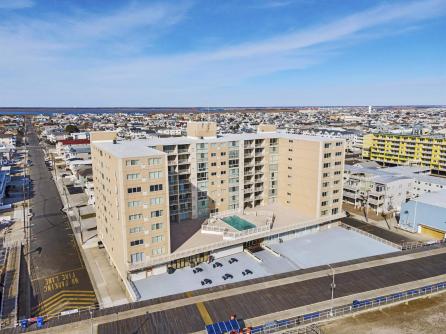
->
49, 153, 129, 309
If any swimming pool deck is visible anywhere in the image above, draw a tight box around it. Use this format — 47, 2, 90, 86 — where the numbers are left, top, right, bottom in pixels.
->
136, 226, 400, 301
170, 204, 330, 254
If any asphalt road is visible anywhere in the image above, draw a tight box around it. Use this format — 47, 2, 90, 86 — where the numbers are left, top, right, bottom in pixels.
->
98, 251, 446, 334
21, 121, 96, 317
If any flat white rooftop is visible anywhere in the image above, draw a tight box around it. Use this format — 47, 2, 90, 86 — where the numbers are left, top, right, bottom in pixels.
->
94, 132, 340, 158
134, 226, 399, 301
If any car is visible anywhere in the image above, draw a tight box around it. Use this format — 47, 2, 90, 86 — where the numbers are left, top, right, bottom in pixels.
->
212, 261, 223, 268
222, 273, 234, 280
228, 257, 238, 264
243, 269, 253, 275
201, 278, 212, 285
193, 267, 203, 274
97, 240, 105, 249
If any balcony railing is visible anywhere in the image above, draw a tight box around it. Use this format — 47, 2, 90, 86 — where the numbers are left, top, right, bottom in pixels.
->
128, 212, 346, 270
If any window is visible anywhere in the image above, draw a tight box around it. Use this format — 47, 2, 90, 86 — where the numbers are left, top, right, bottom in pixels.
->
324, 153, 331, 158
335, 151, 342, 156
332, 208, 339, 214
130, 252, 144, 263
321, 201, 328, 206
152, 223, 163, 230
221, 161, 226, 166
336, 142, 343, 147
322, 182, 329, 187
151, 210, 163, 218
322, 192, 327, 197
148, 158, 161, 165
324, 143, 331, 149
221, 171, 226, 175
128, 186, 141, 194
321, 210, 328, 216
150, 197, 163, 205
130, 239, 143, 246
129, 214, 143, 221
126, 159, 139, 166
211, 153, 217, 157
152, 235, 164, 243
211, 172, 217, 176
334, 171, 341, 175
323, 163, 331, 168
127, 173, 140, 180
150, 184, 163, 192
129, 226, 143, 233
323, 173, 329, 178
211, 162, 217, 167
333, 199, 339, 203
128, 200, 141, 208
152, 247, 164, 256
335, 161, 342, 166
221, 152, 226, 156
149, 171, 163, 179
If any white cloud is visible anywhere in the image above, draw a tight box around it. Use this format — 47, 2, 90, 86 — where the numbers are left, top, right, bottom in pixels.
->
0, 0, 445, 106
0, 0, 33, 10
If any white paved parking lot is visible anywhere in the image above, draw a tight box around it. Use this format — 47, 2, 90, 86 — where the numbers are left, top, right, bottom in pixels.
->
134, 226, 399, 301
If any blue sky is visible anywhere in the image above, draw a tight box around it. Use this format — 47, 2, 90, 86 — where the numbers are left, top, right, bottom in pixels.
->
0, 0, 445, 107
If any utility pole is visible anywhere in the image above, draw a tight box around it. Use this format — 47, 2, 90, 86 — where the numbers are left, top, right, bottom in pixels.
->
328, 264, 336, 316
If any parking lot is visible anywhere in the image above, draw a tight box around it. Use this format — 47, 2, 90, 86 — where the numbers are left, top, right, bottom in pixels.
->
134, 226, 400, 300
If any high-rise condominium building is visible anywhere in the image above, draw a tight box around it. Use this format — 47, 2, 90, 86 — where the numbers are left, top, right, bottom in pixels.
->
91, 122, 345, 286
363, 133, 446, 175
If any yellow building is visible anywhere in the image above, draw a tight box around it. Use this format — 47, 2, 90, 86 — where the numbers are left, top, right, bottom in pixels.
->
91, 122, 345, 286
362, 133, 446, 174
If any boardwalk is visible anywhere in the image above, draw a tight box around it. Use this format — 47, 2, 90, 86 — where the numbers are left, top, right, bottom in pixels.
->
97, 249, 446, 334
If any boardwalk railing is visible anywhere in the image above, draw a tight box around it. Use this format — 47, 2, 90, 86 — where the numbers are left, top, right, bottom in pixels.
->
249, 280, 446, 334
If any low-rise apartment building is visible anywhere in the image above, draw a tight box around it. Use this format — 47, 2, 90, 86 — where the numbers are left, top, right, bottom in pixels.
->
362, 133, 446, 175
91, 122, 345, 287
343, 165, 413, 215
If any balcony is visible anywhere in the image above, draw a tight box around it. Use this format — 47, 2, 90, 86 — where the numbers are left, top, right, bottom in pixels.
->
178, 159, 190, 165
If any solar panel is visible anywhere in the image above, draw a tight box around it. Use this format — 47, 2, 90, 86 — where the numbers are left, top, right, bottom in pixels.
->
206, 320, 241, 334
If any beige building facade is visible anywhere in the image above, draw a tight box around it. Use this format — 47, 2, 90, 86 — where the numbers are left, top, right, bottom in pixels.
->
91, 122, 345, 283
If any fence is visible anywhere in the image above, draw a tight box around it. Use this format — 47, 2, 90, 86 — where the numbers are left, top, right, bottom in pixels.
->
338, 222, 402, 250
248, 280, 446, 334
129, 212, 346, 270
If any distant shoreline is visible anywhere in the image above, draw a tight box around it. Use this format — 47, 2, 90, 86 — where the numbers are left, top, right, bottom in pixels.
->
0, 105, 443, 115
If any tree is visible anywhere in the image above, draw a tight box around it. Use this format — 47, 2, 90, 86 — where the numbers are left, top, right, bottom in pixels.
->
65, 124, 80, 134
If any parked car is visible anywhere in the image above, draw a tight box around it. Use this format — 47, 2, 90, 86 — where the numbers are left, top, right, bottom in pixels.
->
213, 261, 223, 268
193, 267, 203, 274
201, 278, 212, 285
228, 257, 238, 264
222, 273, 234, 280
242, 269, 253, 276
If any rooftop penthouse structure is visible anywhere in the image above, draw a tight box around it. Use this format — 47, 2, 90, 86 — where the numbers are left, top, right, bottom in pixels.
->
91, 122, 345, 287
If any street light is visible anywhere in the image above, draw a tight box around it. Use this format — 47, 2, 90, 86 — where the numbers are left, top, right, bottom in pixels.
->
327, 264, 336, 316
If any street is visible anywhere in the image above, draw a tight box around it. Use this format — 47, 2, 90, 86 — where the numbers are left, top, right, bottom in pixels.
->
19, 120, 97, 317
